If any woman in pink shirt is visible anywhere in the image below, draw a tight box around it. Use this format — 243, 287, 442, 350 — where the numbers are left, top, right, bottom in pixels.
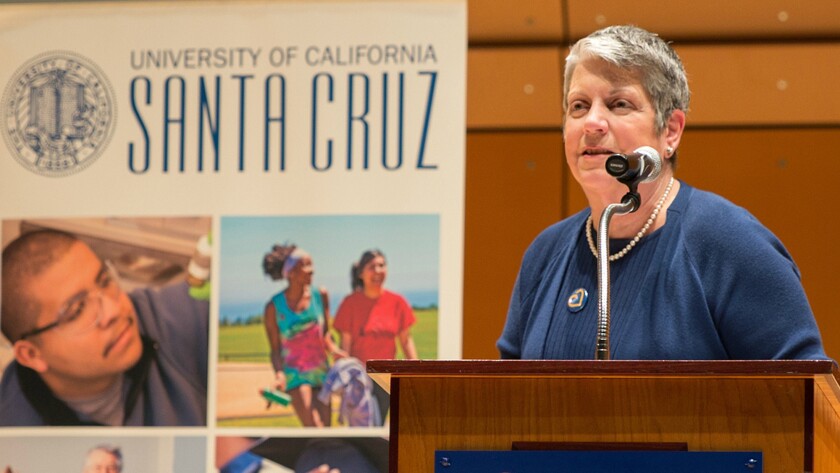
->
333, 249, 418, 422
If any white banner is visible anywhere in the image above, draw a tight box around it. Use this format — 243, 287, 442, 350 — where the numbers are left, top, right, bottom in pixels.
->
0, 0, 465, 470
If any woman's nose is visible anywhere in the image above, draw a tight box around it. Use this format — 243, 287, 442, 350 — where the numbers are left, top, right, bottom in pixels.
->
583, 104, 608, 134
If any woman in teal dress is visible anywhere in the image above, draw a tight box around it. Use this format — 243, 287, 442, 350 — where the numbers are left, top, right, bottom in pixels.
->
262, 244, 343, 427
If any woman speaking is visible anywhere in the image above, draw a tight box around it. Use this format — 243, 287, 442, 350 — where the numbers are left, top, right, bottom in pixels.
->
498, 25, 828, 361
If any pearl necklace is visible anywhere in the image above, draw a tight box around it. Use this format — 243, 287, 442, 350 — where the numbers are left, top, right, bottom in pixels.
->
586, 176, 675, 261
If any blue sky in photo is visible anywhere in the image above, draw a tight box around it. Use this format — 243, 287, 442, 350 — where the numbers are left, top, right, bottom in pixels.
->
219, 214, 439, 321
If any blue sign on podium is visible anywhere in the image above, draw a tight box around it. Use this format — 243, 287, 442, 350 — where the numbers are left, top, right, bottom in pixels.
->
434, 450, 762, 472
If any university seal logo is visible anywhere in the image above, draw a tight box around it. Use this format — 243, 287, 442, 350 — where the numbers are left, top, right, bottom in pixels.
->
2, 51, 116, 177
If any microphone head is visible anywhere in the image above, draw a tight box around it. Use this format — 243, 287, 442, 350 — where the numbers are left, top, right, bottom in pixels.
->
634, 146, 661, 182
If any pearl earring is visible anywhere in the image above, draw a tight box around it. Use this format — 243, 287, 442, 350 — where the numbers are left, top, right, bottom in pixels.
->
666, 146, 674, 156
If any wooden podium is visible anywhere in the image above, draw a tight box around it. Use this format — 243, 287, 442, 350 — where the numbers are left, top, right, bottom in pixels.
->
367, 360, 840, 473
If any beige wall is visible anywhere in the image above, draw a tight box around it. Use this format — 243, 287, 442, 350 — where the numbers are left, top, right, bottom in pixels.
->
463, 0, 840, 360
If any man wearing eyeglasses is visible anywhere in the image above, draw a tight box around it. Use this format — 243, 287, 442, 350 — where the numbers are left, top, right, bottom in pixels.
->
0, 229, 208, 426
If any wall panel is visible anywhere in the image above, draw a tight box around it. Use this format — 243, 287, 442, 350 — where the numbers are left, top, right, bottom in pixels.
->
467, 47, 564, 129
463, 131, 564, 359
468, 0, 564, 43
677, 44, 840, 126
566, 0, 840, 40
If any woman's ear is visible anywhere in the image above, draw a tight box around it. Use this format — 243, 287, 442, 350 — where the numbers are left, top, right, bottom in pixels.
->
664, 109, 686, 155
13, 340, 48, 373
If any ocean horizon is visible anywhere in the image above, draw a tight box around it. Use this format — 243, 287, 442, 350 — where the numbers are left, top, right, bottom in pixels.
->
220, 289, 439, 322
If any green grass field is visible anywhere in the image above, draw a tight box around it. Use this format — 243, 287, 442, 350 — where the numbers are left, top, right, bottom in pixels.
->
218, 308, 439, 362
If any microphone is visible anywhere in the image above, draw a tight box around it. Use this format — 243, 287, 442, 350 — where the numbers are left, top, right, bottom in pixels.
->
605, 146, 662, 185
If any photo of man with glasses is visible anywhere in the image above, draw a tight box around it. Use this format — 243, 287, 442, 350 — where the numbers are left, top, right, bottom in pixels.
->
0, 227, 209, 426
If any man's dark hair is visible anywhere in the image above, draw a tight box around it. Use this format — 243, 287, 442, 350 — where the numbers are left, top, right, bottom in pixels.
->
1, 229, 79, 342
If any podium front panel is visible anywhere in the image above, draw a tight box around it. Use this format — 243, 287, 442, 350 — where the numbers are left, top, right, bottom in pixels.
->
392, 376, 807, 473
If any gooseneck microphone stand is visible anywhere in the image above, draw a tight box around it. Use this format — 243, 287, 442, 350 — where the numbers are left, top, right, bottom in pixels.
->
595, 191, 639, 360
595, 147, 660, 360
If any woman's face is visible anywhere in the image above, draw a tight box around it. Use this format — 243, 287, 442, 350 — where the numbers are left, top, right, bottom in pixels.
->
361, 255, 387, 290
563, 59, 671, 197
288, 255, 314, 286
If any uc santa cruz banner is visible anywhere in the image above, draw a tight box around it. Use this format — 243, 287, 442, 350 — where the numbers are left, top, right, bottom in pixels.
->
0, 1, 465, 471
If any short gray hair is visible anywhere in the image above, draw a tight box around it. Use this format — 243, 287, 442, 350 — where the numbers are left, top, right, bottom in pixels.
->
564, 25, 690, 134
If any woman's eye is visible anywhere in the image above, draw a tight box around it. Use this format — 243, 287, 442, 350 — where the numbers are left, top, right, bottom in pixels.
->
568, 101, 588, 117
611, 99, 633, 111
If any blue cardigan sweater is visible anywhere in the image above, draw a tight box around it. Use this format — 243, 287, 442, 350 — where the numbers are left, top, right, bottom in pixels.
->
498, 182, 828, 360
